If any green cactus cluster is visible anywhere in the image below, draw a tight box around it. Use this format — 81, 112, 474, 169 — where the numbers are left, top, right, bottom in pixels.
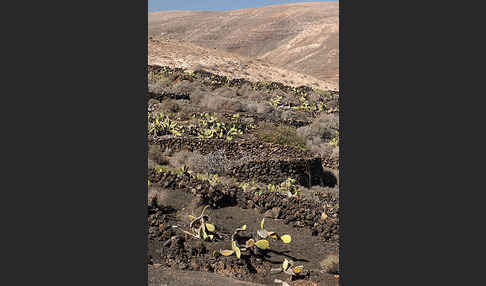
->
188, 205, 216, 241
148, 112, 184, 137
235, 178, 259, 193
267, 91, 336, 114
270, 95, 283, 107
148, 112, 255, 140
151, 164, 191, 178
329, 136, 339, 147
213, 219, 292, 260
188, 112, 253, 141
153, 163, 300, 197
267, 177, 299, 196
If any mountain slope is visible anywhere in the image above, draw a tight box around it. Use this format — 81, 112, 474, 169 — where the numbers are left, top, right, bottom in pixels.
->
148, 2, 338, 87
148, 37, 337, 91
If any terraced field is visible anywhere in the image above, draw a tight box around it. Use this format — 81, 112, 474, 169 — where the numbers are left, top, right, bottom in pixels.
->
147, 65, 340, 285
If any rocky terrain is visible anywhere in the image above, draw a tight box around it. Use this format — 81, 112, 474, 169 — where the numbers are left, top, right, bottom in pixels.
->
148, 2, 339, 89
147, 64, 340, 285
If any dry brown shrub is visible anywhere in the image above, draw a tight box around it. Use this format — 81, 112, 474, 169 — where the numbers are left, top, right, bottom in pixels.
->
320, 254, 339, 274
255, 123, 307, 149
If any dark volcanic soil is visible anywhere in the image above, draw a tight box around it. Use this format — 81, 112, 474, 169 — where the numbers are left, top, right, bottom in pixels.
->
149, 267, 265, 286
147, 65, 340, 285
148, 197, 339, 285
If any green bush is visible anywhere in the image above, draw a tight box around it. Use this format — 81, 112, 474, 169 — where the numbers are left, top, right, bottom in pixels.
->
255, 123, 307, 150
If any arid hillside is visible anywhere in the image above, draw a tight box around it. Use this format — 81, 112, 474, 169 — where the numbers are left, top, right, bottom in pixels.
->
147, 65, 340, 285
148, 37, 337, 91
148, 2, 339, 87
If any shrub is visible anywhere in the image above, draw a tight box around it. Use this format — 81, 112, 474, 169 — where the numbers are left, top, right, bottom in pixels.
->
148, 187, 166, 207
296, 113, 339, 161
320, 254, 339, 274
148, 82, 167, 93
190, 89, 245, 112
148, 144, 168, 165
163, 100, 180, 113
206, 150, 231, 175
168, 150, 196, 169
170, 79, 201, 95
169, 150, 231, 176
315, 142, 338, 159
255, 123, 307, 149
246, 102, 265, 114
297, 113, 338, 143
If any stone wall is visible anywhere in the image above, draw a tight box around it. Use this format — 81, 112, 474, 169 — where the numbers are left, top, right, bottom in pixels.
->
151, 137, 336, 187
228, 157, 336, 187
152, 137, 313, 160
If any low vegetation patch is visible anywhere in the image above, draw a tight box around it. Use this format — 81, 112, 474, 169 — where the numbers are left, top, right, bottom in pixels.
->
255, 123, 307, 150
266, 177, 300, 197
148, 111, 256, 141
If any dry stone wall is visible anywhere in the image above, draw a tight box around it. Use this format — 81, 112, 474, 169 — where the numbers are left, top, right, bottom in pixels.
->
152, 137, 336, 187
